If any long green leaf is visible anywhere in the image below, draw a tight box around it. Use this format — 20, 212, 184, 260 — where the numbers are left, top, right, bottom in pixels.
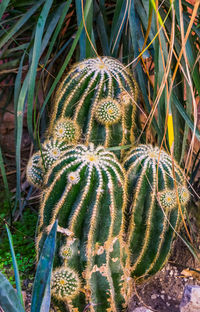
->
0, 0, 10, 20
14, 73, 29, 214
76, 0, 86, 59
94, 0, 110, 55
27, 0, 54, 140
0, 0, 45, 49
0, 145, 11, 209
5, 224, 24, 309
31, 220, 57, 312
172, 93, 200, 141
38, 0, 93, 130
0, 272, 25, 312
43, 1, 72, 67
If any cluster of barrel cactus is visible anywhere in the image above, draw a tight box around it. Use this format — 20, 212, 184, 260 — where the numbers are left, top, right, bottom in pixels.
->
27, 57, 190, 312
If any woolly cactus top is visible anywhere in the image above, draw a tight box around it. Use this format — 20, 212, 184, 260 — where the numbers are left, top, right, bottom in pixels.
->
124, 144, 185, 188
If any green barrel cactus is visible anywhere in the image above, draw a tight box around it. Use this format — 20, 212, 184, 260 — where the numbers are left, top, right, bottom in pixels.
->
122, 144, 190, 281
26, 152, 44, 188
48, 57, 138, 157
26, 139, 69, 187
37, 143, 128, 312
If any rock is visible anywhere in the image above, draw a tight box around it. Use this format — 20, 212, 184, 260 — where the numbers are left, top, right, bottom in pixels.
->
151, 294, 157, 300
130, 307, 152, 312
180, 285, 200, 312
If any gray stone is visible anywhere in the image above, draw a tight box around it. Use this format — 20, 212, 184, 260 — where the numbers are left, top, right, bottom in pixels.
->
180, 285, 200, 312
130, 307, 152, 312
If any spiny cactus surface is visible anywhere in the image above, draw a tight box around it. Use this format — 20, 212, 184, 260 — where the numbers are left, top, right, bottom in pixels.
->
48, 57, 138, 157
122, 144, 189, 281
37, 143, 127, 312
26, 152, 44, 188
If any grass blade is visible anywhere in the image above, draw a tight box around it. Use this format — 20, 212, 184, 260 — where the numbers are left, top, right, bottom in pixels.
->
5, 224, 24, 309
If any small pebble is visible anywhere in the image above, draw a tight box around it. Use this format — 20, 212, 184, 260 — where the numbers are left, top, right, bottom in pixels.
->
151, 294, 157, 300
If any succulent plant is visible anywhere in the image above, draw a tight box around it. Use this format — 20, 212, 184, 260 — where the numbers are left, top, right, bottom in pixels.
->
37, 143, 128, 312
47, 57, 138, 157
26, 152, 45, 188
122, 144, 190, 281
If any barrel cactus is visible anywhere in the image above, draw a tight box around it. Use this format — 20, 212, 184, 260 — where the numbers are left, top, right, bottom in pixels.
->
122, 144, 190, 281
26, 152, 44, 188
36, 143, 128, 312
26, 139, 69, 188
47, 57, 138, 157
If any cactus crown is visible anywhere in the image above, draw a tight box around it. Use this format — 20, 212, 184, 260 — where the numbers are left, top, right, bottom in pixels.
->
47, 57, 138, 157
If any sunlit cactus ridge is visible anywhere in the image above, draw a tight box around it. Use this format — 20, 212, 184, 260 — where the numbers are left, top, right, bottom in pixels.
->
122, 144, 189, 281
48, 57, 138, 157
37, 143, 128, 312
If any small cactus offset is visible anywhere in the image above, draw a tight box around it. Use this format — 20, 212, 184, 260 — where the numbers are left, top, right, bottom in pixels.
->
26, 139, 69, 188
47, 57, 138, 157
37, 143, 128, 312
26, 152, 44, 188
122, 144, 190, 281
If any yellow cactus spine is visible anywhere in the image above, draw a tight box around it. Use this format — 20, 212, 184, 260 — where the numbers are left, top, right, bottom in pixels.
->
123, 144, 189, 281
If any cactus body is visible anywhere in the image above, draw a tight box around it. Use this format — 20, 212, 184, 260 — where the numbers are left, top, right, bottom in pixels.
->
37, 143, 127, 312
123, 144, 189, 281
26, 152, 44, 188
48, 57, 138, 157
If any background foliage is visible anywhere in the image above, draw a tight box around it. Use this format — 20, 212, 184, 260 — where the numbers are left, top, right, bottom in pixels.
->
0, 0, 199, 293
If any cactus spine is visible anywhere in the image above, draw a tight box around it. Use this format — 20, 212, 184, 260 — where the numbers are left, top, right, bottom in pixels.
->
48, 57, 138, 157
37, 143, 128, 312
122, 144, 189, 281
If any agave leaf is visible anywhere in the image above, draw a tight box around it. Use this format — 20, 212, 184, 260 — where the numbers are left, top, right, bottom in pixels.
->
0, 272, 25, 312
31, 220, 57, 312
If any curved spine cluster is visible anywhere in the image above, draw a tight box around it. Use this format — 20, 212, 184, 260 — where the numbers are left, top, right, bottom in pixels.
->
37, 143, 127, 312
122, 144, 189, 281
48, 57, 138, 157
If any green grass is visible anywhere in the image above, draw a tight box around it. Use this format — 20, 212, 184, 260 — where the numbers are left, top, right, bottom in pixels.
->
0, 203, 37, 286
